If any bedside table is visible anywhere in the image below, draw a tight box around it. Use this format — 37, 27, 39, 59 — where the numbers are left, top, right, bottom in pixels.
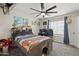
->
0, 46, 9, 56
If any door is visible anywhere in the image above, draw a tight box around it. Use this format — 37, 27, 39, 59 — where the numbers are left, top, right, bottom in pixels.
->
73, 16, 79, 48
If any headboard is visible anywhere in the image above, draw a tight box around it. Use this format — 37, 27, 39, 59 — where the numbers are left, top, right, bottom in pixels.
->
11, 26, 33, 39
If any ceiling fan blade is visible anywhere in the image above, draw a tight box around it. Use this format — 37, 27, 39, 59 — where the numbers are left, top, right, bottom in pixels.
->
45, 13, 51, 16
46, 5, 57, 12
47, 11, 57, 13
36, 14, 41, 17
30, 13, 39, 14
41, 3, 44, 11
30, 8, 41, 12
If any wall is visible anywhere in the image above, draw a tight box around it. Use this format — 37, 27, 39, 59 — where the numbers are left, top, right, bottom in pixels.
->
39, 10, 79, 46
39, 19, 48, 29
0, 7, 40, 39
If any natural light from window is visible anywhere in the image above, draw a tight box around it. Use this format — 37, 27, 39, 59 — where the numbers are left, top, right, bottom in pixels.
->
49, 21, 64, 36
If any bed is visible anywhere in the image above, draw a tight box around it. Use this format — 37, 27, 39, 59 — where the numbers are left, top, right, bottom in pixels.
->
11, 27, 52, 56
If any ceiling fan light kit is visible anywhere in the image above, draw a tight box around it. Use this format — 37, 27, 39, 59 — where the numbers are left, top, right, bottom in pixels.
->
41, 13, 45, 16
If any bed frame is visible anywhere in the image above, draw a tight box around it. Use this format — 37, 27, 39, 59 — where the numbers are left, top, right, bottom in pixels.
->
15, 38, 53, 56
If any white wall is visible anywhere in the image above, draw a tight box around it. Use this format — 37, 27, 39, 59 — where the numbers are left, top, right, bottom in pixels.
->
39, 10, 79, 46
0, 9, 12, 39
39, 19, 48, 29
0, 7, 40, 39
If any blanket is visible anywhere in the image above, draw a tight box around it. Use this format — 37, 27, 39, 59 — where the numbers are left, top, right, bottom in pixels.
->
15, 35, 50, 52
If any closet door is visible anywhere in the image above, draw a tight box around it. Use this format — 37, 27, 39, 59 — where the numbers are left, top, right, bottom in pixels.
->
73, 16, 79, 48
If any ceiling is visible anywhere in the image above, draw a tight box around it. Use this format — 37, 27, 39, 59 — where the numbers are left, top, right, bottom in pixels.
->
1, 3, 79, 18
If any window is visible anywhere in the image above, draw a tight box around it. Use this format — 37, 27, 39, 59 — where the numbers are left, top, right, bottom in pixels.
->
49, 21, 64, 35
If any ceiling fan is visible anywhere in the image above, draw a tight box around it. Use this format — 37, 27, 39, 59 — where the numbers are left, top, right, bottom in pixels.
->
30, 3, 58, 17
0, 3, 13, 15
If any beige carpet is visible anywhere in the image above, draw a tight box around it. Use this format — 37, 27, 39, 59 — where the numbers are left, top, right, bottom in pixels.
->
51, 42, 79, 56
53, 35, 64, 43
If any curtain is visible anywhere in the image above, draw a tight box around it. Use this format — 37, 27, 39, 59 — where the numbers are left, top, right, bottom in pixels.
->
48, 20, 49, 29
64, 16, 69, 44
